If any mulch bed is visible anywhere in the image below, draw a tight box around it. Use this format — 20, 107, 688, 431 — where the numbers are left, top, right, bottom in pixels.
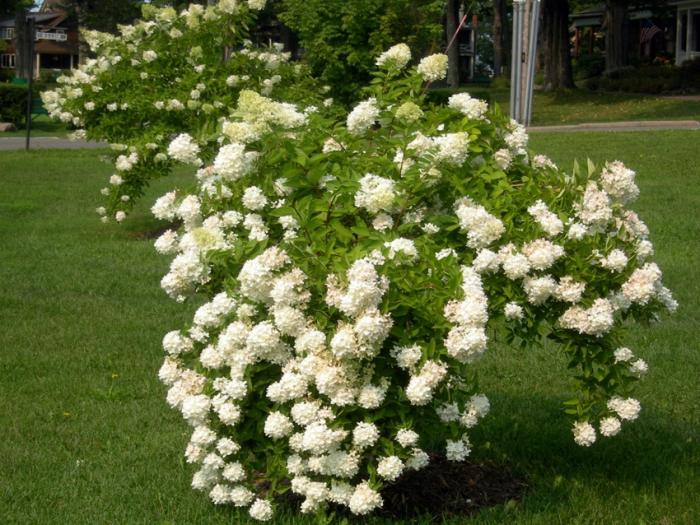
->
278, 454, 526, 521
378, 454, 527, 520
127, 220, 182, 240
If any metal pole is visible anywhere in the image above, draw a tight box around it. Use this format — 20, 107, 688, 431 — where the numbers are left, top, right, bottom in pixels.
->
513, 1, 525, 121
509, 11, 516, 116
25, 15, 34, 151
510, 1, 523, 120
524, 0, 540, 126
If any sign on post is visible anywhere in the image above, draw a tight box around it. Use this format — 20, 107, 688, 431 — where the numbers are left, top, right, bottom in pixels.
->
35, 31, 68, 41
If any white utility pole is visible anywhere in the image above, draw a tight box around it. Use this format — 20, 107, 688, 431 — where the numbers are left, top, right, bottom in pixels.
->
510, 0, 540, 126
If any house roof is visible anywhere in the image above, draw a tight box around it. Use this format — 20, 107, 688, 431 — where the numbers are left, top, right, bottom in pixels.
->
0, 12, 69, 31
40, 0, 68, 13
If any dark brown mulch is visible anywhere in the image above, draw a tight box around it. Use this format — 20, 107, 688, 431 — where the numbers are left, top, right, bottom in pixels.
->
277, 454, 526, 521
126, 220, 181, 240
377, 454, 527, 520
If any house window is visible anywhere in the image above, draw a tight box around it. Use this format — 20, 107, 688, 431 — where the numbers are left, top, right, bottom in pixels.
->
1, 54, 16, 68
0, 27, 15, 40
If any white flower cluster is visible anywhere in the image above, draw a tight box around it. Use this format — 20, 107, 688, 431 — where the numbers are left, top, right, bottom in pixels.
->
600, 160, 639, 204
354, 174, 396, 214
448, 92, 488, 120
416, 53, 448, 82
454, 198, 505, 248
347, 98, 380, 135
443, 266, 489, 364
433, 132, 470, 166
375, 43, 411, 69
167, 133, 202, 166
527, 200, 564, 237
504, 119, 528, 155
574, 394, 642, 446
559, 298, 615, 336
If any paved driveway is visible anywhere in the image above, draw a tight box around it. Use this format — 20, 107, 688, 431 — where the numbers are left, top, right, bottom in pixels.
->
0, 137, 108, 150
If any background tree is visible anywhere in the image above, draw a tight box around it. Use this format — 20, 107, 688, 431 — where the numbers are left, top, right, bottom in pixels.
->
58, 0, 142, 33
542, 0, 575, 90
3, 0, 32, 76
1, 0, 32, 18
603, 0, 629, 72
446, 0, 460, 87
492, 0, 507, 77
278, 0, 444, 102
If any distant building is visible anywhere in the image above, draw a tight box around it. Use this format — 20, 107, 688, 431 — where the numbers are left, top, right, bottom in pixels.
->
0, 0, 78, 77
674, 1, 700, 64
570, 2, 700, 66
570, 6, 672, 62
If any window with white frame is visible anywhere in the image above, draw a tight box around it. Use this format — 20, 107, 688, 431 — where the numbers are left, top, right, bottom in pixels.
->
0, 27, 15, 40
1, 54, 16, 69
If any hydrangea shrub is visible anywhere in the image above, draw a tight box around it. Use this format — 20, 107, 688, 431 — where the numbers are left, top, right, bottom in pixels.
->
45, 8, 676, 521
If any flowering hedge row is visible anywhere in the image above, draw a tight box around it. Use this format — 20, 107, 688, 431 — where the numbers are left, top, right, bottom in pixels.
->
45, 6, 675, 522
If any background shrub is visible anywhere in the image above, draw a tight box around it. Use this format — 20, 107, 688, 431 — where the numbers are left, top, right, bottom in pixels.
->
573, 54, 605, 81
0, 84, 28, 124
0, 69, 14, 83
585, 60, 700, 94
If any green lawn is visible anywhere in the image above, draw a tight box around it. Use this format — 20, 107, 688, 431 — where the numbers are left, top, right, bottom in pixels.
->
1, 132, 699, 524
527, 90, 700, 125
460, 88, 700, 126
0, 114, 70, 138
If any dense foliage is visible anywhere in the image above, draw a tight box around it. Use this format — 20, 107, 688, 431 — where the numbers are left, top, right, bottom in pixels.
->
58, 0, 142, 33
44, 5, 676, 522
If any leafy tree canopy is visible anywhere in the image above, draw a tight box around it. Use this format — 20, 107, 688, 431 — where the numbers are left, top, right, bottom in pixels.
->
1, 0, 33, 17
277, 0, 445, 103
58, 0, 142, 32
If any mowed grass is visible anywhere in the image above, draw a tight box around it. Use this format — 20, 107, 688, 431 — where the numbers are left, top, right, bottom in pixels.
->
1, 132, 698, 524
0, 114, 71, 138
481, 88, 700, 126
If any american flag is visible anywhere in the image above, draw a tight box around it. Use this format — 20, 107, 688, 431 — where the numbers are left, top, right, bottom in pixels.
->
640, 19, 661, 44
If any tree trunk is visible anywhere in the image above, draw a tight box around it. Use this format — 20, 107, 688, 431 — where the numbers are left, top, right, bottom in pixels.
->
14, 7, 29, 80
493, 0, 506, 76
77, 6, 89, 65
446, 0, 460, 87
542, 0, 574, 90
604, 2, 628, 72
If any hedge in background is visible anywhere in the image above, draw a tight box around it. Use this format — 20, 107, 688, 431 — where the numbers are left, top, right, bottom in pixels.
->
586, 58, 700, 94
0, 84, 28, 125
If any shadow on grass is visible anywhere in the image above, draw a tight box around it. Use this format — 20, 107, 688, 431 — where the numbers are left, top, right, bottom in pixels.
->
471, 392, 696, 489
194, 394, 697, 525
